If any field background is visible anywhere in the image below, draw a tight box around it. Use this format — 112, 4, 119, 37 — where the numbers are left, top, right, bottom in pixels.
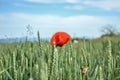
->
0, 34, 120, 80
1, 0, 120, 80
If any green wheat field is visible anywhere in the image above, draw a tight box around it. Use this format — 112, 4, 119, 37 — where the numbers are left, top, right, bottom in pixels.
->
0, 33, 120, 80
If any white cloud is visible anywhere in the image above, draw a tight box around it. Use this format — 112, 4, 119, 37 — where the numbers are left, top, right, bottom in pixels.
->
0, 13, 120, 38
25, 0, 81, 3
25, 0, 64, 3
84, 0, 120, 10
25, 0, 120, 10
64, 5, 84, 10
66, 0, 80, 3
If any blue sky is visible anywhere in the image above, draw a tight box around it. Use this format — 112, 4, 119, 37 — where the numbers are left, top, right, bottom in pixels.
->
0, 0, 120, 39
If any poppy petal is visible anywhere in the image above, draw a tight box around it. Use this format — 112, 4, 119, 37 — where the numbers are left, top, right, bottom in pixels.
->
50, 32, 71, 47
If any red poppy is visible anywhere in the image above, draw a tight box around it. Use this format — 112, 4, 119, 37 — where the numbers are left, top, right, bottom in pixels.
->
82, 70, 87, 75
50, 32, 71, 47
82, 68, 88, 75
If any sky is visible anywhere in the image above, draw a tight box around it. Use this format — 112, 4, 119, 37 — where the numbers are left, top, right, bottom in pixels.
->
0, 0, 120, 39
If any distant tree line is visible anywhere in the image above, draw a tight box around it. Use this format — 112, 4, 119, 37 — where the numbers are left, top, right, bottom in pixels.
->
101, 24, 120, 38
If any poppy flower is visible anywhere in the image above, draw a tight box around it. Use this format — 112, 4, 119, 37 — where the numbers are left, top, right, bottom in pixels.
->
82, 68, 88, 75
50, 32, 71, 47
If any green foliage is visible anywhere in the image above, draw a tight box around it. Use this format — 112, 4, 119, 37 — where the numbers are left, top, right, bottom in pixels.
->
0, 37, 120, 80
